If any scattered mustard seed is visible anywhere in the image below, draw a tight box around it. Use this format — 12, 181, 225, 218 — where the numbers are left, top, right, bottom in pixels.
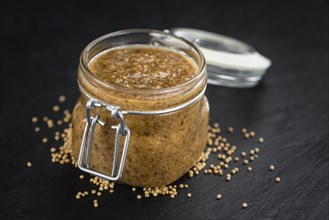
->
187, 193, 192, 198
242, 202, 248, 209
57, 120, 63, 125
43, 116, 48, 122
42, 138, 48, 143
244, 133, 250, 139
32, 117, 38, 123
227, 127, 234, 133
247, 166, 252, 172
53, 105, 60, 112
93, 203, 99, 208
50, 147, 56, 153
34, 127, 40, 132
91, 190, 96, 194
27, 162, 32, 167
79, 175, 84, 179
275, 177, 281, 183
216, 194, 222, 200
241, 128, 247, 134
241, 152, 246, 157
269, 165, 275, 171
136, 195, 142, 199
58, 95, 66, 103
97, 192, 102, 196
243, 159, 249, 165
259, 137, 264, 143
132, 187, 136, 191
249, 131, 255, 137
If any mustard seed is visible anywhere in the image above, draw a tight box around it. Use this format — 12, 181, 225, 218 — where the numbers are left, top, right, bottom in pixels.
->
136, 195, 142, 199
249, 131, 255, 137
269, 165, 275, 171
52, 105, 60, 112
241, 128, 247, 134
255, 147, 260, 153
34, 127, 40, 132
79, 175, 84, 179
275, 177, 281, 183
27, 162, 32, 167
244, 133, 250, 139
132, 187, 136, 191
43, 116, 48, 122
227, 127, 234, 133
242, 202, 248, 209
247, 166, 252, 172
234, 157, 239, 162
57, 120, 63, 125
187, 193, 192, 198
91, 190, 96, 194
93, 203, 99, 208
42, 138, 48, 143
259, 137, 264, 143
50, 147, 56, 153
97, 192, 102, 196
241, 152, 246, 157
32, 117, 38, 123
216, 194, 222, 200
58, 95, 66, 103
250, 150, 255, 155
243, 159, 249, 165
170, 194, 175, 199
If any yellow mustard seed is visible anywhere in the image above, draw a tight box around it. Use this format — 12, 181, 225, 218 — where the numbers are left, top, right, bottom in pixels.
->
247, 166, 252, 172
58, 95, 66, 103
242, 202, 248, 209
97, 192, 102, 196
42, 138, 48, 143
269, 165, 275, 171
244, 133, 250, 139
32, 117, 38, 123
27, 162, 32, 167
275, 177, 281, 183
241, 128, 247, 134
170, 194, 175, 199
250, 150, 255, 155
79, 175, 84, 179
50, 147, 56, 153
227, 127, 234, 133
91, 190, 96, 194
53, 105, 60, 112
216, 194, 222, 200
243, 159, 249, 165
43, 116, 48, 122
187, 193, 192, 198
249, 131, 255, 137
255, 147, 260, 153
57, 120, 63, 125
241, 152, 246, 157
259, 137, 264, 143
136, 195, 142, 199
93, 203, 99, 208
34, 127, 40, 132
132, 187, 136, 191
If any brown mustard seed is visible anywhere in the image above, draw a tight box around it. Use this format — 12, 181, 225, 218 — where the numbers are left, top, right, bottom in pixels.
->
275, 177, 281, 183
27, 162, 32, 167
216, 194, 222, 200
58, 95, 66, 103
32, 117, 38, 123
269, 165, 275, 171
242, 202, 248, 209
259, 137, 264, 143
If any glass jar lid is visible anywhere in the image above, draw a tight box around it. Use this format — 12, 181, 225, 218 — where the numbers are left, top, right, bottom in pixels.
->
170, 28, 272, 88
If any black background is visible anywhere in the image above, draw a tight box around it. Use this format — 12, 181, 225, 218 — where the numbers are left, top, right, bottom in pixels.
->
0, 1, 328, 219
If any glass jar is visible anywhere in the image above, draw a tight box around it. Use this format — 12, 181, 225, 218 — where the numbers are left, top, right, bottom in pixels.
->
71, 29, 209, 187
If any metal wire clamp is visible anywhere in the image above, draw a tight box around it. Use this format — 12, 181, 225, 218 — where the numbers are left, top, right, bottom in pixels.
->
77, 99, 131, 181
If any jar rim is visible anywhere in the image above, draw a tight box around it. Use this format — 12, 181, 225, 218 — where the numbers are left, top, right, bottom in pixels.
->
79, 29, 206, 95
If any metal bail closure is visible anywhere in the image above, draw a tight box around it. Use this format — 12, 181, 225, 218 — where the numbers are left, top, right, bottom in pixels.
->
77, 99, 131, 181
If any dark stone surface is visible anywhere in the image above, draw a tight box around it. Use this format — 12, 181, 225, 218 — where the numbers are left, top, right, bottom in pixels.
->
0, 1, 328, 219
